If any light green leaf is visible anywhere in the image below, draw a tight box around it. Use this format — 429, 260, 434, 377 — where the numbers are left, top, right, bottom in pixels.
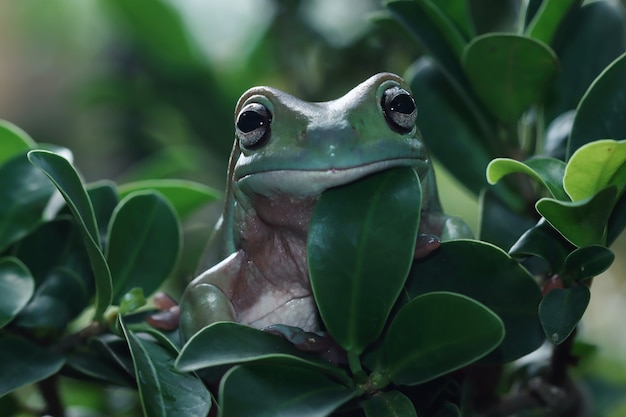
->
384, 292, 504, 385
536, 186, 617, 247
525, 0, 580, 44
0, 258, 35, 329
308, 168, 421, 355
487, 157, 568, 200
564, 139, 626, 201
0, 120, 35, 165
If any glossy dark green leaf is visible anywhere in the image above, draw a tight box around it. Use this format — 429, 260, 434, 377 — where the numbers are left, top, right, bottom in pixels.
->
384, 292, 504, 385
433, 402, 462, 417
118, 179, 221, 219
0, 335, 65, 397
16, 267, 89, 329
564, 140, 626, 201
569, 52, 626, 157
563, 245, 614, 283
0, 120, 35, 165
363, 391, 417, 417
462, 34, 558, 123
536, 186, 617, 247
546, 1, 626, 123
487, 157, 568, 201
435, 0, 475, 39
66, 345, 134, 387
0, 258, 35, 329
120, 319, 212, 417
509, 219, 573, 273
525, 0, 580, 44
386, 0, 467, 86
469, 0, 521, 33
308, 168, 421, 355
118, 287, 147, 315
0, 154, 56, 252
107, 191, 181, 303
479, 188, 537, 250
28, 150, 112, 321
176, 322, 308, 372
407, 57, 493, 195
539, 285, 590, 344
87, 180, 119, 245
407, 240, 544, 362
220, 359, 357, 417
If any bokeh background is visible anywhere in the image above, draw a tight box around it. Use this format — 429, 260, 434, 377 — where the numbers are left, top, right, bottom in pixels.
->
1, 0, 625, 414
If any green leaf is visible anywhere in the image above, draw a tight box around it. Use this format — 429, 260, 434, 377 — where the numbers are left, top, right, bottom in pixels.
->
546, 1, 626, 123
536, 186, 617, 247
384, 292, 504, 385
509, 219, 574, 274
569, 52, 626, 157
118, 287, 147, 315
0, 120, 35, 165
433, 402, 462, 417
120, 318, 212, 417
563, 245, 614, 283
487, 157, 568, 201
308, 168, 421, 355
176, 322, 312, 372
564, 140, 626, 201
407, 57, 493, 195
407, 240, 544, 362
0, 154, 56, 252
479, 188, 537, 250
525, 0, 580, 44
468, 0, 521, 33
539, 285, 590, 344
28, 150, 112, 321
119, 179, 221, 219
66, 344, 135, 387
608, 192, 626, 245
0, 258, 35, 329
363, 391, 417, 417
219, 359, 357, 417
462, 34, 558, 123
87, 180, 119, 243
16, 267, 89, 329
386, 0, 468, 87
107, 191, 181, 303
0, 335, 65, 397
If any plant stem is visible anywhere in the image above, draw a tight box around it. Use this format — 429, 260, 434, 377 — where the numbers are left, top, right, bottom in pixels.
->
38, 374, 65, 417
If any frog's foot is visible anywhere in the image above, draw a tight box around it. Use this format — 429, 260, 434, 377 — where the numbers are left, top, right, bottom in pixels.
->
264, 324, 347, 365
414, 234, 441, 260
145, 292, 180, 331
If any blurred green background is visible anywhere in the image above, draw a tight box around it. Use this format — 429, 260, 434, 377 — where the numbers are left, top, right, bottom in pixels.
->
1, 1, 625, 413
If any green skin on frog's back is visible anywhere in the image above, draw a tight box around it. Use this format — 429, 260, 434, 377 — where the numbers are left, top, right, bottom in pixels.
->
179, 73, 472, 340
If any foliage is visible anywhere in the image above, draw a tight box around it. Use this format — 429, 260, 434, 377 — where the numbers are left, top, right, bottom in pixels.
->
1, 0, 626, 416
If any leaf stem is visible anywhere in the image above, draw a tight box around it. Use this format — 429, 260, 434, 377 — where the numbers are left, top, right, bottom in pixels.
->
348, 351, 365, 379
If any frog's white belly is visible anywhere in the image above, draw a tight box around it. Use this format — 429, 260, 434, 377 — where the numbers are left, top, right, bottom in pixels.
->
239, 293, 318, 332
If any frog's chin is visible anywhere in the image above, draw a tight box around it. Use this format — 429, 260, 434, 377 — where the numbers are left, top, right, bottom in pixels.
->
237, 158, 427, 197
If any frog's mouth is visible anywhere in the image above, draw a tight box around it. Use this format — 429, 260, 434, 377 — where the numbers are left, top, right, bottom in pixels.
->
236, 157, 427, 197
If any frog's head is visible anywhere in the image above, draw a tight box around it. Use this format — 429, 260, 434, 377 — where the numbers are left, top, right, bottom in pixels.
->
232, 73, 428, 197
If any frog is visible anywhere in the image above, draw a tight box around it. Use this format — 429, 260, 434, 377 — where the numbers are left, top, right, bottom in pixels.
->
178, 72, 472, 341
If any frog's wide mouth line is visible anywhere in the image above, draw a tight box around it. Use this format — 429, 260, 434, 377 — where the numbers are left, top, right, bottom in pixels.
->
236, 157, 427, 197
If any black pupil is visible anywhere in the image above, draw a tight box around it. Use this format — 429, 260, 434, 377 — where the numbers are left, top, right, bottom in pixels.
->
237, 110, 266, 133
389, 94, 415, 114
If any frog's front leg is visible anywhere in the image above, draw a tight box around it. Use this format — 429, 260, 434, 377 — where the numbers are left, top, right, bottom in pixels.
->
179, 251, 244, 339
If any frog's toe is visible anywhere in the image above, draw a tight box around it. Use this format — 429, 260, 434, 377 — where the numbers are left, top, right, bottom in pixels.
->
179, 283, 236, 340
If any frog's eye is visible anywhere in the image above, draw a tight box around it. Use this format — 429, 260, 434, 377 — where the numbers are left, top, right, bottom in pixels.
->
381, 86, 417, 134
236, 103, 272, 149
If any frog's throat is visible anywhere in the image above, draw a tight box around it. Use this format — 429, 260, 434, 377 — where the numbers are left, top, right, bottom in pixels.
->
236, 157, 427, 197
